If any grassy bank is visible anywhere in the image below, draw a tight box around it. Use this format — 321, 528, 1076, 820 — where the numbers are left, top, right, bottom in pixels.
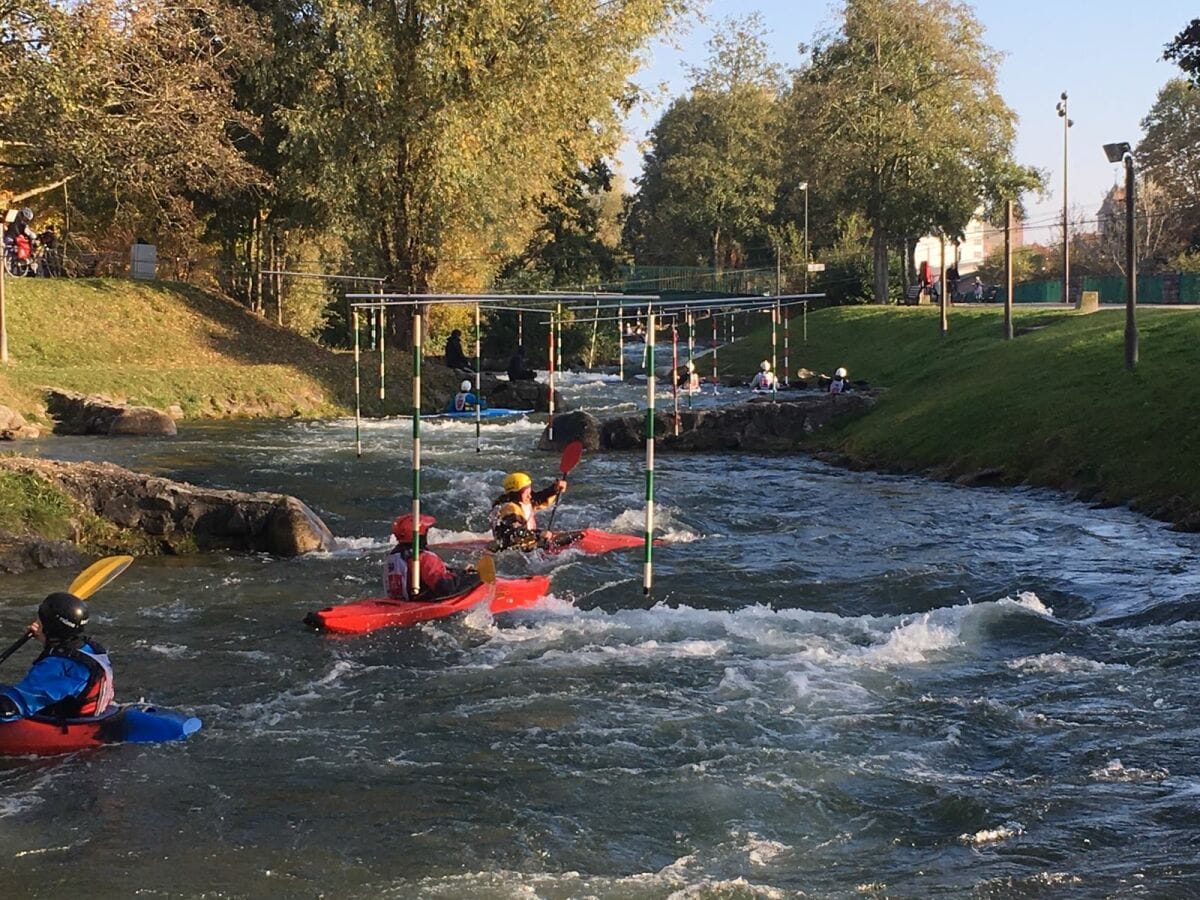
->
717, 304, 1200, 526
0, 279, 460, 422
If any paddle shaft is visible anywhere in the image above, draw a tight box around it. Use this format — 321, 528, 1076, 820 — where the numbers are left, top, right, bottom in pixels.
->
544, 441, 583, 533
0, 632, 33, 667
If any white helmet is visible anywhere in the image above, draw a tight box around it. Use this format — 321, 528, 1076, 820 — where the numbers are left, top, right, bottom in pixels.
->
460, 380, 472, 392
686, 360, 695, 372
835, 367, 848, 379
760, 360, 771, 372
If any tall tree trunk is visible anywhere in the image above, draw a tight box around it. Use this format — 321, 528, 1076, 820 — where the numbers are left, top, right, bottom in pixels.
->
711, 227, 722, 278
872, 230, 889, 304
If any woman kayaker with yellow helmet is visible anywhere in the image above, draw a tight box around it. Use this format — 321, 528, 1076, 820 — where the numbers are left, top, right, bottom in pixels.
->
489, 471, 566, 551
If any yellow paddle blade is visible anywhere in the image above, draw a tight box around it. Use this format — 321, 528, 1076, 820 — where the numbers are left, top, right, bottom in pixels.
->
68, 555, 134, 600
478, 553, 496, 585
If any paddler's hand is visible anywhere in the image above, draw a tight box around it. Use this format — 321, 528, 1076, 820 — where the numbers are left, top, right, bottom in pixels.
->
27, 619, 44, 643
553, 479, 566, 495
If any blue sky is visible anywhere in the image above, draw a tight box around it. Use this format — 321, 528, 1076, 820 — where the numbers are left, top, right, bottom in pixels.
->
618, 0, 1195, 243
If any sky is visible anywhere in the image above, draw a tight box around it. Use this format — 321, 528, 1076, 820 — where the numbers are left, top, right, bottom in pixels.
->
617, 0, 1196, 244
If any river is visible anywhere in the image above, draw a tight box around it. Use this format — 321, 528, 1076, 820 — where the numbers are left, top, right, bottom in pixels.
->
2, 372, 1199, 897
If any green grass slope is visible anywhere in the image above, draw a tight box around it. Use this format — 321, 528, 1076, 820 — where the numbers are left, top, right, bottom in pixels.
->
717, 305, 1200, 526
0, 279, 457, 422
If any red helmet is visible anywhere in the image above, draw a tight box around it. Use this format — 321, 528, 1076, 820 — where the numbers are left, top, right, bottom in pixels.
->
392, 513, 435, 542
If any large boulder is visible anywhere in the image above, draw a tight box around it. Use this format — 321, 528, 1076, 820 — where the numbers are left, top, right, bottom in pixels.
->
0, 458, 335, 557
488, 379, 568, 413
538, 410, 601, 452
0, 405, 40, 440
598, 392, 877, 452
46, 389, 177, 437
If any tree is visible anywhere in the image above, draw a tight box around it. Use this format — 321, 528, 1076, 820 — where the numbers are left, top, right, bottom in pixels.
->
0, 0, 265, 253
785, 0, 1039, 303
278, 0, 692, 343
1095, 179, 1177, 275
1164, 18, 1200, 85
623, 15, 783, 271
1138, 78, 1200, 250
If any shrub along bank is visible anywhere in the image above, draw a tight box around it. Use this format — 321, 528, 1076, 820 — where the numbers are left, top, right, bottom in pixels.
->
715, 305, 1200, 528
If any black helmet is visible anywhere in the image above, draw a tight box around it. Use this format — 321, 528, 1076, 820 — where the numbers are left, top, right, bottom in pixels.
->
38, 592, 89, 640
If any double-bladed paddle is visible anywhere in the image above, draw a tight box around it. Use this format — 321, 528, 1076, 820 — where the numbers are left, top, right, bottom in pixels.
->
0, 555, 134, 667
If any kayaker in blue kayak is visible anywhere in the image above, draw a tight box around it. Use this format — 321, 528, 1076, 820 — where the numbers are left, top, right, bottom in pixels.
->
0, 593, 115, 721
489, 472, 567, 551
449, 380, 483, 413
384, 514, 476, 601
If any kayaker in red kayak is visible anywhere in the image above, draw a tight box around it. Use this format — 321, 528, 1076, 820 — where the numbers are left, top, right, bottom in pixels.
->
0, 593, 115, 721
489, 471, 567, 551
384, 514, 476, 601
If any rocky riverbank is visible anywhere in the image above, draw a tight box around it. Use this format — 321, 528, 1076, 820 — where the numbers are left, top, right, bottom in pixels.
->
0, 457, 335, 573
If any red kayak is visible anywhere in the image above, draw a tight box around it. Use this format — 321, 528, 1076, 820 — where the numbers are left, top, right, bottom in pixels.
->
304, 575, 551, 635
432, 528, 656, 557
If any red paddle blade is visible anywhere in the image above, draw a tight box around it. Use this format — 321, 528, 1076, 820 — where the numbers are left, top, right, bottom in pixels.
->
559, 441, 584, 476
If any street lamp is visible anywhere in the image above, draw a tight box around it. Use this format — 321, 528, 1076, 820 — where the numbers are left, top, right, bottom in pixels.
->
799, 181, 809, 293
1103, 141, 1137, 369
1056, 92, 1073, 304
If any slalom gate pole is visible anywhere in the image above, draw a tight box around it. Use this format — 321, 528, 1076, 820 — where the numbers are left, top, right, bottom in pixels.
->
411, 306, 423, 594
712, 313, 719, 395
644, 307, 656, 597
784, 303, 790, 386
618, 304, 625, 381
686, 310, 694, 410
555, 302, 562, 372
548, 309, 555, 442
671, 320, 680, 436
353, 308, 362, 458
474, 301, 482, 453
378, 306, 385, 402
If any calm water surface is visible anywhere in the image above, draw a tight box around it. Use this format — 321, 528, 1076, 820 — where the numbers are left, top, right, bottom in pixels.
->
2, 373, 1199, 897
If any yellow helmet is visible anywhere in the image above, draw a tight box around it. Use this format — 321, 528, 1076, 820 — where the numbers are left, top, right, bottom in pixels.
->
503, 472, 532, 492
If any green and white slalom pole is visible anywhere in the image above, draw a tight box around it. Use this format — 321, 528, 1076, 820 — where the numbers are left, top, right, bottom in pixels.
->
772, 301, 778, 398
618, 303, 625, 381
474, 301, 482, 453
643, 307, 656, 597
555, 302, 563, 372
410, 305, 423, 594
353, 307, 362, 458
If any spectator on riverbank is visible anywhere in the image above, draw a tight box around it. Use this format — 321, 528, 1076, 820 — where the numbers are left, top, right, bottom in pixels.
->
507, 345, 537, 381
750, 360, 777, 391
444, 329, 471, 371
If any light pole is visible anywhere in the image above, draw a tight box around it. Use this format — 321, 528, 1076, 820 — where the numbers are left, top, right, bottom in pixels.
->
799, 181, 809, 293
1104, 141, 1137, 369
1056, 92, 1073, 304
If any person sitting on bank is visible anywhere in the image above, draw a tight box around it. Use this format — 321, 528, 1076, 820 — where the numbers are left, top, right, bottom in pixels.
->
683, 360, 701, 392
449, 379, 483, 412
383, 514, 474, 601
750, 360, 777, 391
507, 345, 537, 381
489, 471, 566, 551
829, 366, 849, 395
0, 593, 114, 721
444, 329, 472, 371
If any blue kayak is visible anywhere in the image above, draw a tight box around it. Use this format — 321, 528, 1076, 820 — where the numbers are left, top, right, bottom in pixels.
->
0, 704, 202, 755
436, 408, 533, 419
